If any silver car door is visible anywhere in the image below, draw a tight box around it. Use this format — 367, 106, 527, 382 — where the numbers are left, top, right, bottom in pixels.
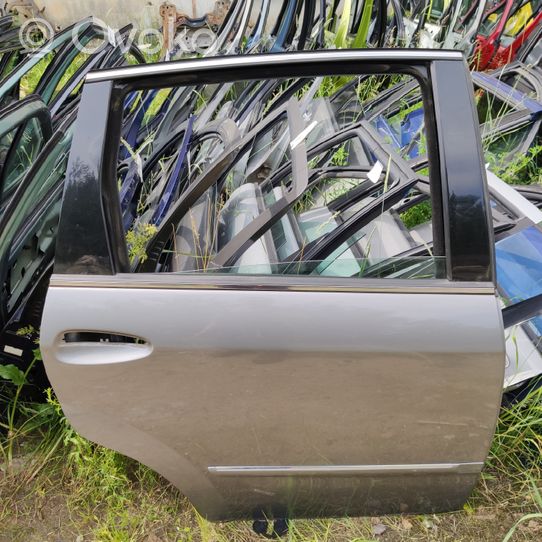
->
40, 51, 505, 521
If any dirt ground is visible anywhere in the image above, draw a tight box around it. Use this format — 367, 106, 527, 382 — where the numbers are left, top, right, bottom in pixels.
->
1, 461, 541, 542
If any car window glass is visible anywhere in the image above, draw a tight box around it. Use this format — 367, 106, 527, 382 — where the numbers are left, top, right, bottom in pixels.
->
120, 74, 443, 279
0, 119, 73, 318
2, 116, 46, 200
485, 123, 534, 164
503, 1, 533, 36
475, 88, 516, 124
496, 224, 542, 352
0, 123, 73, 264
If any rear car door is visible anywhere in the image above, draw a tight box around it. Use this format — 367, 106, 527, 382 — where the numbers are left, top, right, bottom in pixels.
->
40, 51, 505, 521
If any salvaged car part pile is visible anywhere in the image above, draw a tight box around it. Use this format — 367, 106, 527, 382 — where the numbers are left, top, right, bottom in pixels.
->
0, 1, 540, 401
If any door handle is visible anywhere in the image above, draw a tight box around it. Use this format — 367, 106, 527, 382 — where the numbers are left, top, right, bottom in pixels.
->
55, 332, 152, 366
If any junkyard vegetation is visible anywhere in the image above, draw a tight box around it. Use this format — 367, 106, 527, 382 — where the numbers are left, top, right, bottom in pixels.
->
490, 144, 542, 185
126, 222, 158, 264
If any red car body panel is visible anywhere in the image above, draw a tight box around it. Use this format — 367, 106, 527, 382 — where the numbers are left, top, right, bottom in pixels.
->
489, 10, 542, 68
472, 0, 542, 70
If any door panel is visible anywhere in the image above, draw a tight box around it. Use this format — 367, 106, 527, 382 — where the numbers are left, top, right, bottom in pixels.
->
41, 274, 504, 519
40, 51, 504, 520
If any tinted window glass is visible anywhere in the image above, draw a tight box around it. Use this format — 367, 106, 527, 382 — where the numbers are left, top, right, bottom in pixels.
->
2, 116, 46, 198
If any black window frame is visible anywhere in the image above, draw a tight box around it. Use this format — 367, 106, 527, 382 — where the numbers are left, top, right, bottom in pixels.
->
54, 50, 495, 282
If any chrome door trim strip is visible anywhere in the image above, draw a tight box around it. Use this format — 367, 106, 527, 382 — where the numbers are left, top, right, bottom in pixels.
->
208, 462, 483, 477
49, 274, 496, 295
86, 50, 464, 83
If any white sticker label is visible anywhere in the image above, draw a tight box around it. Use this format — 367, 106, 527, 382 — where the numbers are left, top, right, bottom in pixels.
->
4, 345, 23, 357
367, 161, 384, 183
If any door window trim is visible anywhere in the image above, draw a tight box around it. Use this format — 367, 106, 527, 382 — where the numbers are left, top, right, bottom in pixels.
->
49, 273, 496, 295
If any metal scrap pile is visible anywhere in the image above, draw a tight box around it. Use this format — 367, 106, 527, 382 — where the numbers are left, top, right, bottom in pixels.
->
0, 1, 541, 398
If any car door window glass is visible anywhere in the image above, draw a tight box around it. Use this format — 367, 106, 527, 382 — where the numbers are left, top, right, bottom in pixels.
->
120, 74, 443, 279
496, 224, 542, 355
0, 19, 103, 106
475, 88, 516, 124
2, 116, 46, 198
0, 121, 74, 271
485, 122, 535, 164
0, 121, 73, 319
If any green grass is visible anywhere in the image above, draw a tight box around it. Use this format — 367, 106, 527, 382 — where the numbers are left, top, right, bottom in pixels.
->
126, 222, 158, 264
489, 384, 542, 476
1, 376, 542, 542
488, 144, 542, 185
400, 200, 432, 229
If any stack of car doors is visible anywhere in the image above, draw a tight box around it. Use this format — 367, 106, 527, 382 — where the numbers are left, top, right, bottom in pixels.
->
332, 66, 542, 394
472, 0, 542, 70
0, 18, 146, 387
0, 15, 26, 79
0, 3, 540, 403
398, 0, 542, 65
